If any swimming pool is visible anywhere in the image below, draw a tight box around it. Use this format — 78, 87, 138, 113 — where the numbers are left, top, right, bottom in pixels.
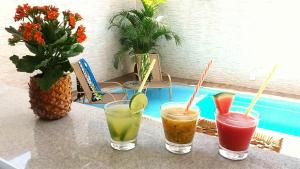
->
92, 84, 300, 137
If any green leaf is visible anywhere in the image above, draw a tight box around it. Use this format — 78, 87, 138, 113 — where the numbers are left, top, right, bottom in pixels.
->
61, 43, 84, 58
25, 43, 38, 54
41, 23, 57, 44
143, 0, 166, 6
139, 53, 151, 80
71, 43, 84, 52
10, 55, 19, 65
5, 26, 23, 40
113, 54, 121, 69
8, 35, 22, 46
51, 33, 68, 46
37, 66, 64, 90
10, 55, 43, 73
173, 33, 181, 45
35, 58, 51, 70
108, 0, 180, 68
113, 47, 129, 69
60, 60, 73, 72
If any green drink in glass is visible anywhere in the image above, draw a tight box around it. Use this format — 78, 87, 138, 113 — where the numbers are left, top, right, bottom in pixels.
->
104, 99, 145, 150
105, 59, 154, 150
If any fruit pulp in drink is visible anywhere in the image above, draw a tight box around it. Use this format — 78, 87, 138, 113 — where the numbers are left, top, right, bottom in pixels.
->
161, 107, 198, 144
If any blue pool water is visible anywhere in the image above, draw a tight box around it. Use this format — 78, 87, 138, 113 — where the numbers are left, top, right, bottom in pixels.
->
92, 85, 300, 137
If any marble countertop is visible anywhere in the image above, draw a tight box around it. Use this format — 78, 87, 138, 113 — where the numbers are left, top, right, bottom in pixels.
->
0, 84, 299, 169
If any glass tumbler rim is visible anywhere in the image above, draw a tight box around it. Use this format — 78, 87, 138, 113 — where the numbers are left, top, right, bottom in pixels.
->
160, 102, 200, 119
104, 100, 144, 115
215, 105, 260, 122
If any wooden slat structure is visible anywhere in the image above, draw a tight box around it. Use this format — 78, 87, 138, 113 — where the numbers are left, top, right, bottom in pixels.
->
72, 61, 127, 104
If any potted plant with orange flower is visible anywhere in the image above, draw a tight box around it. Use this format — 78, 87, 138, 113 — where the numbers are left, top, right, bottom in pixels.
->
6, 4, 87, 120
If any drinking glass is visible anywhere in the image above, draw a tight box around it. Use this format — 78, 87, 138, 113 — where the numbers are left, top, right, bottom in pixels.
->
161, 102, 199, 154
215, 106, 260, 160
104, 100, 143, 150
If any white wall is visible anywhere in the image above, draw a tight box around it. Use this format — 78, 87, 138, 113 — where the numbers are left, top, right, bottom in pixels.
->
0, 0, 135, 89
156, 0, 300, 95
1, 0, 300, 95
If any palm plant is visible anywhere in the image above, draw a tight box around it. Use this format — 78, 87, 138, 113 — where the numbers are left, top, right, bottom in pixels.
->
109, 0, 181, 69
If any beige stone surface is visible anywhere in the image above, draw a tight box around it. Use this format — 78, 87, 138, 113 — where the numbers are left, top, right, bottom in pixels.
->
0, 83, 299, 169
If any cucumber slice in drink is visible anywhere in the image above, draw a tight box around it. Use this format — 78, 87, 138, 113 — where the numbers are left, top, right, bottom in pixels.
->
107, 119, 122, 141
120, 126, 130, 141
123, 114, 142, 141
107, 115, 130, 141
129, 92, 148, 111
123, 125, 138, 141
110, 121, 131, 141
107, 121, 118, 137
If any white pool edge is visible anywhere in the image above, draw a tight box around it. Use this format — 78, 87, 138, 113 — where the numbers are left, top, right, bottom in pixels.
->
172, 82, 300, 104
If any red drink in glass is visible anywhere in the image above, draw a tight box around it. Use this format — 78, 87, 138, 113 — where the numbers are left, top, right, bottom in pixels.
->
215, 106, 259, 160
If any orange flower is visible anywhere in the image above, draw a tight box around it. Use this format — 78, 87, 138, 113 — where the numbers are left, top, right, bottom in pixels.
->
32, 5, 45, 11
24, 22, 32, 29
23, 29, 32, 41
76, 25, 86, 43
75, 13, 82, 20
23, 4, 30, 12
32, 23, 41, 30
34, 16, 43, 23
21, 22, 32, 41
46, 6, 59, 20
20, 22, 42, 42
14, 4, 31, 21
18, 25, 23, 32
69, 13, 76, 27
63, 10, 71, 15
34, 32, 45, 45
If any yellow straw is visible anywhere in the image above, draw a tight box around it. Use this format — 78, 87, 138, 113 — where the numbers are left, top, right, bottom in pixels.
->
138, 59, 156, 93
245, 65, 278, 115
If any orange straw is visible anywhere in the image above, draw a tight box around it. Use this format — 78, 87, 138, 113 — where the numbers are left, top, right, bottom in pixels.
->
186, 59, 213, 111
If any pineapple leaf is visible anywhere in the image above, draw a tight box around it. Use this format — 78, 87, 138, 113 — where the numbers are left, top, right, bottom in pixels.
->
37, 66, 64, 90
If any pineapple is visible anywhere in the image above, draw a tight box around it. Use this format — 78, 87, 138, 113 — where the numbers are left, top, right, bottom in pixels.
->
29, 75, 72, 120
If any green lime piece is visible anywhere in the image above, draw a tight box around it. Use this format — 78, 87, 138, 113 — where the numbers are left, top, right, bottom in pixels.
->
129, 92, 148, 111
